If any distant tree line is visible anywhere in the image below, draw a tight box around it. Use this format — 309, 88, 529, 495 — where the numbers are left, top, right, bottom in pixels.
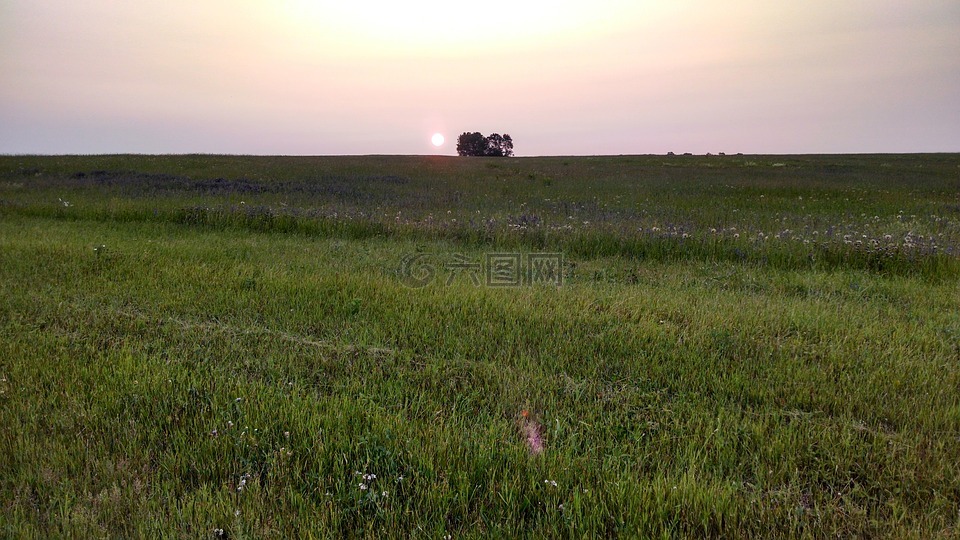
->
456, 132, 514, 157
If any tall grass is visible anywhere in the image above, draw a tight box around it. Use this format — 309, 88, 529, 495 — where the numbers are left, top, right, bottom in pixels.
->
1, 154, 959, 537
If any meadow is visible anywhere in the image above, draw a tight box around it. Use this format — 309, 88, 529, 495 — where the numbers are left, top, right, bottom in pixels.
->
1, 153, 959, 537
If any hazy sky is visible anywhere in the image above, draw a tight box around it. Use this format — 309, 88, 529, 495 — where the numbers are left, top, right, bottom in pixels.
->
1, 1, 958, 155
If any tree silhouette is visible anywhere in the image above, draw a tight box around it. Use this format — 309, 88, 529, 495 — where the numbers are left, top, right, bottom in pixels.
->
485, 133, 514, 157
457, 132, 514, 157
456, 132, 487, 157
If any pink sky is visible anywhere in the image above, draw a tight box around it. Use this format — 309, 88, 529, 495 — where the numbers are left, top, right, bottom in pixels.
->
1, 1, 958, 155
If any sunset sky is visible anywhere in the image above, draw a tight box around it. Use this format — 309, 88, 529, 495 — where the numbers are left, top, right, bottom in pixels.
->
1, 1, 958, 156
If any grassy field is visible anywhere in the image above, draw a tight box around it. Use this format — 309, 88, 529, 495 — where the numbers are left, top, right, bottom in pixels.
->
1, 153, 959, 537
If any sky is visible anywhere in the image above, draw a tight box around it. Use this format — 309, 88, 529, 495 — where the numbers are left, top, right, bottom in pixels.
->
1, 1, 958, 156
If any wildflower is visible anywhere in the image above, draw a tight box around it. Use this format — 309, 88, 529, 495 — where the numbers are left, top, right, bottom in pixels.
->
210, 429, 218, 437
359, 483, 368, 490
544, 480, 558, 487
235, 509, 241, 517
381, 491, 388, 498
214, 528, 224, 537
237, 473, 251, 492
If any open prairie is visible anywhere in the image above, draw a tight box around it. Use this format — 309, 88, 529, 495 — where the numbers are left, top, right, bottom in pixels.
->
1, 154, 959, 537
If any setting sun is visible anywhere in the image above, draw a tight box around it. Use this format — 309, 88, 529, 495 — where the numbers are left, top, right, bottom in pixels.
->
431, 133, 444, 147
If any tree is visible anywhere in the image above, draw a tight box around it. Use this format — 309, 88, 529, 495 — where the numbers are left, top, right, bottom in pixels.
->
457, 132, 514, 157
456, 132, 488, 157
485, 133, 514, 157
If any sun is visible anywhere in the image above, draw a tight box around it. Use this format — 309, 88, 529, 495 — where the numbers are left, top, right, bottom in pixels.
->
431, 133, 445, 147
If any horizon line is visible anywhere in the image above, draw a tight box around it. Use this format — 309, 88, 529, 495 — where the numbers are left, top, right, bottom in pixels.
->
3, 151, 959, 158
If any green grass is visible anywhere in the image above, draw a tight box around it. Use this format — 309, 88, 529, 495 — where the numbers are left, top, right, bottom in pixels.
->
1, 154, 959, 537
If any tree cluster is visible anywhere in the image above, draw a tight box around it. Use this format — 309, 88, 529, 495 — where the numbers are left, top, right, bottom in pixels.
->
456, 132, 514, 157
